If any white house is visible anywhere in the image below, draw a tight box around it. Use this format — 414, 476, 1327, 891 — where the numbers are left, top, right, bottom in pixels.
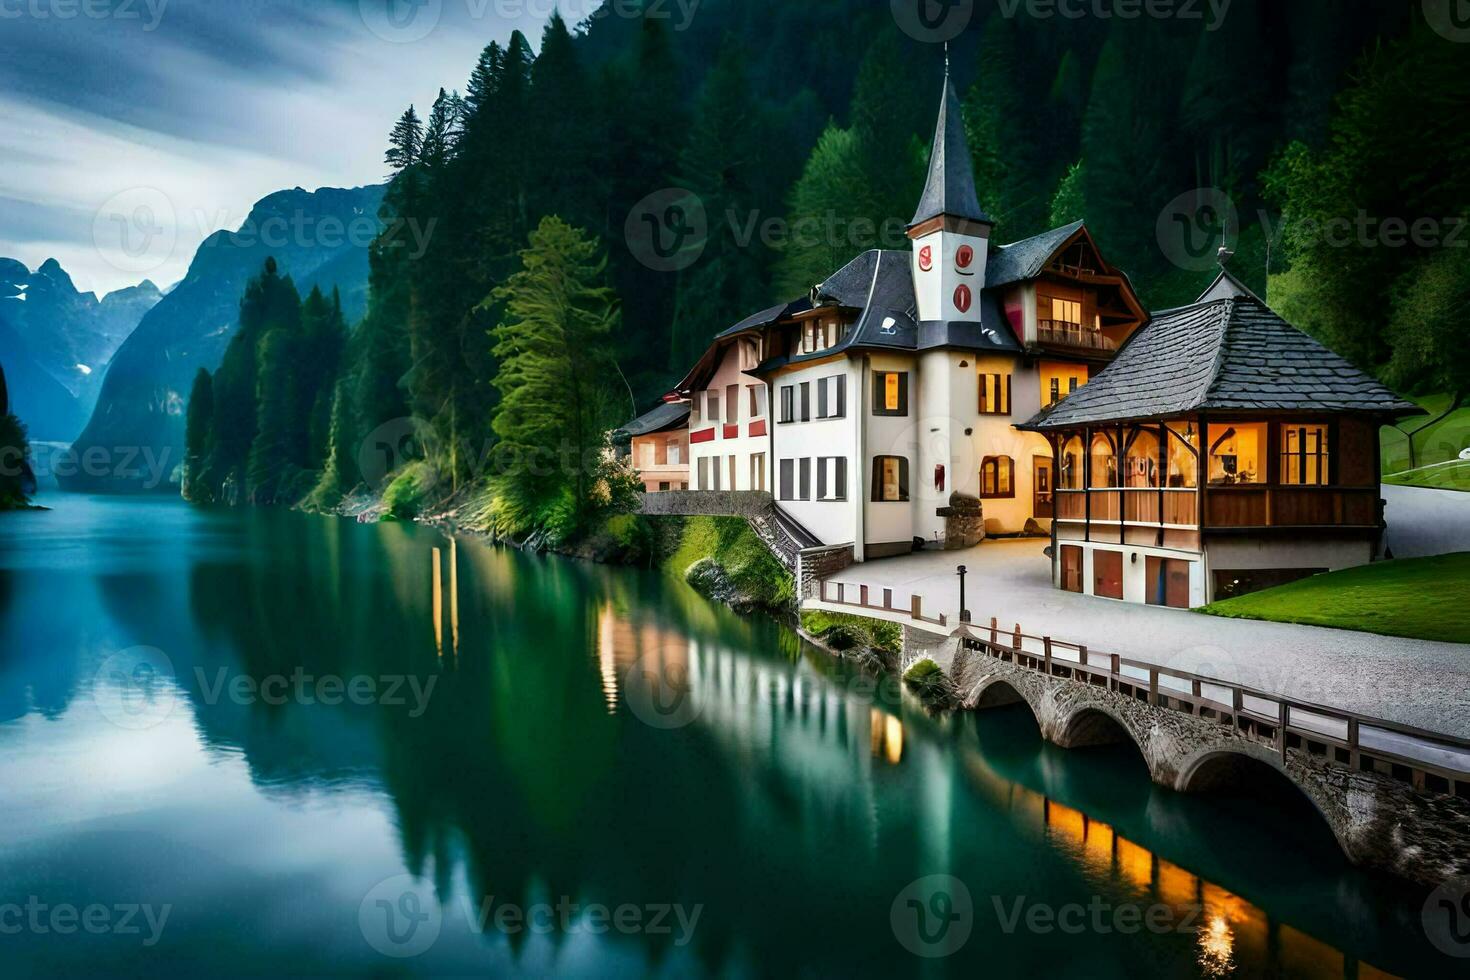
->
638, 68, 1146, 562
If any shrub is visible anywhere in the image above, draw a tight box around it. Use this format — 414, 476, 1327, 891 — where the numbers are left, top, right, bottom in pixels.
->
383, 461, 437, 520
903, 658, 957, 710
819, 623, 871, 651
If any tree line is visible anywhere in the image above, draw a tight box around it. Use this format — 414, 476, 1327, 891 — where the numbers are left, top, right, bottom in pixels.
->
180, 0, 1464, 537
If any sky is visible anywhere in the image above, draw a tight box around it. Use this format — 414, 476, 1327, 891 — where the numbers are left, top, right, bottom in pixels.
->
0, 0, 563, 297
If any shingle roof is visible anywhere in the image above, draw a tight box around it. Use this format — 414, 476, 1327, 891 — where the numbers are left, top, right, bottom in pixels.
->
715, 299, 811, 339
985, 220, 1085, 288
911, 73, 990, 228
1020, 296, 1420, 429
617, 400, 690, 437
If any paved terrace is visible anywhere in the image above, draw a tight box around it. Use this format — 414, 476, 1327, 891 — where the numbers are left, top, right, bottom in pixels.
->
818, 527, 1470, 741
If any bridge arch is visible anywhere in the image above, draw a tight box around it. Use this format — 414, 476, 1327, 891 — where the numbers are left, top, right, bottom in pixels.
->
1052, 704, 1153, 774
1177, 748, 1350, 857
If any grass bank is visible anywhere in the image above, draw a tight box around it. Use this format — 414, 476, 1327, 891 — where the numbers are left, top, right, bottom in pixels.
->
656, 516, 794, 612
1199, 553, 1470, 644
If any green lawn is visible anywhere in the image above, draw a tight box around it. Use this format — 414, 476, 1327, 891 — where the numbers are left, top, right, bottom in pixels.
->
1199, 553, 1470, 644
1380, 394, 1470, 490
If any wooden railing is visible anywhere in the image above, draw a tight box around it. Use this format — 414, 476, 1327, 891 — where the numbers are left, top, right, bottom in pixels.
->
962, 618, 1470, 797
1054, 488, 1199, 526
1204, 485, 1380, 528
817, 579, 948, 628
1037, 320, 1118, 352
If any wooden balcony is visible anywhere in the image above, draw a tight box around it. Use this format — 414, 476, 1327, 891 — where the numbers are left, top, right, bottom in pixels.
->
1055, 485, 1380, 530
1036, 320, 1118, 353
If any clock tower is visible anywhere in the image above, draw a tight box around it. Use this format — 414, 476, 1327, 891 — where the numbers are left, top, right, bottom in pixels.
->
908, 68, 992, 323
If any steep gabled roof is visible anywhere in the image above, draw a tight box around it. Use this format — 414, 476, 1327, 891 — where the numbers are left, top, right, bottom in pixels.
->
714, 298, 811, 340
911, 73, 990, 228
1020, 296, 1420, 429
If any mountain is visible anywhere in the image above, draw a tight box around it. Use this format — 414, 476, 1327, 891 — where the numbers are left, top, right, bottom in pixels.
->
0, 258, 161, 441
61, 184, 385, 492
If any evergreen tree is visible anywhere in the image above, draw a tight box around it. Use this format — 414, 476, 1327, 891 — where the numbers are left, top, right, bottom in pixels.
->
308, 379, 357, 510
1049, 161, 1087, 228
775, 122, 866, 298
183, 368, 214, 503
0, 363, 35, 510
385, 105, 423, 173
488, 217, 620, 540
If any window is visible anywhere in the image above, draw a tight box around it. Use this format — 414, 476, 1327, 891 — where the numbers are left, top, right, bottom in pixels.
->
711, 456, 722, 490
1089, 433, 1117, 488
800, 317, 843, 354
658, 481, 670, 491
980, 456, 1014, 498
798, 458, 811, 500
1166, 425, 1198, 488
739, 338, 760, 370
725, 384, 739, 424
1281, 424, 1329, 486
706, 391, 721, 423
816, 457, 847, 501
872, 372, 908, 416
639, 442, 655, 467
799, 382, 811, 421
728, 455, 736, 490
816, 375, 846, 419
1208, 422, 1267, 485
1040, 362, 1088, 407
698, 457, 710, 490
871, 455, 909, 502
1124, 428, 1159, 488
667, 439, 682, 466
1051, 297, 1082, 325
779, 459, 794, 500
748, 385, 766, 419
779, 385, 795, 423
978, 372, 1011, 415
1059, 436, 1084, 490
751, 453, 766, 491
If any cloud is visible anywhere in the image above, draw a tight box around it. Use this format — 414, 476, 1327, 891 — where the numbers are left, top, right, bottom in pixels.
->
0, 0, 554, 294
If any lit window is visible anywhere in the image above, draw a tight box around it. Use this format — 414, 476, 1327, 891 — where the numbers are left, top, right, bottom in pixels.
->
979, 372, 1011, 414
1124, 429, 1159, 488
980, 456, 1014, 498
872, 372, 908, 416
1089, 433, 1117, 488
1207, 423, 1267, 485
871, 456, 908, 502
1166, 425, 1198, 488
1281, 424, 1329, 486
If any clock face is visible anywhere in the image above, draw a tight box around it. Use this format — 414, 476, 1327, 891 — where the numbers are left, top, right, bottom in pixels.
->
955, 244, 974, 269
954, 283, 972, 313
918, 245, 933, 272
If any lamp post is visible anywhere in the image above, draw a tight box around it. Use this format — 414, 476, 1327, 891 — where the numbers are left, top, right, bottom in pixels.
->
957, 564, 970, 623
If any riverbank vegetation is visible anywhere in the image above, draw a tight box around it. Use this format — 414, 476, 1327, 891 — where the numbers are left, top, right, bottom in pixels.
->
0, 363, 37, 510
660, 516, 793, 612
1200, 553, 1470, 644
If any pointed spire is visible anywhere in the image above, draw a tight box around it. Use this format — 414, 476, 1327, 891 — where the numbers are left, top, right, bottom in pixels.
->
910, 65, 990, 229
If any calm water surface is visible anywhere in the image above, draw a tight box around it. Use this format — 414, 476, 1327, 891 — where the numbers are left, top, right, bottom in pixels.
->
0, 493, 1449, 976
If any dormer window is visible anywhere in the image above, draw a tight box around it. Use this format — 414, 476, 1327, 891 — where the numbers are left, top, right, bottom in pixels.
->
799, 316, 844, 354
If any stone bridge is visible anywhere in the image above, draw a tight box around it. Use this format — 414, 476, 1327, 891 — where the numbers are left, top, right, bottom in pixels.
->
927, 631, 1470, 888
638, 490, 828, 572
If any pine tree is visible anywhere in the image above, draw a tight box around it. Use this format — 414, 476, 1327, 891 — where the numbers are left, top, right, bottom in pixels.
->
489, 217, 620, 539
0, 363, 35, 510
385, 105, 423, 173
308, 378, 357, 510
1049, 161, 1087, 228
775, 123, 866, 297
183, 368, 214, 503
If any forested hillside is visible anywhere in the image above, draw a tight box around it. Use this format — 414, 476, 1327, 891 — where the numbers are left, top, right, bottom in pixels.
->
185, 0, 1467, 543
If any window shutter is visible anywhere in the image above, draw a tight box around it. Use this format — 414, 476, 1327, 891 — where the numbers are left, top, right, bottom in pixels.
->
836, 375, 846, 418
799, 458, 811, 500
835, 457, 847, 500
871, 460, 881, 501
897, 374, 908, 416
817, 458, 827, 500
779, 459, 793, 500
898, 457, 910, 500
800, 383, 810, 421
817, 379, 828, 419
1005, 375, 1012, 415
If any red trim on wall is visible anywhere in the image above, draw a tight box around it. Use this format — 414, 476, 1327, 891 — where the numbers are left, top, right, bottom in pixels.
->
723, 424, 739, 440
749, 419, 767, 438
690, 427, 716, 444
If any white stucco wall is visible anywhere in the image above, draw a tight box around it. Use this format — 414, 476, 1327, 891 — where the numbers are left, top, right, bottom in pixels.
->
771, 358, 861, 546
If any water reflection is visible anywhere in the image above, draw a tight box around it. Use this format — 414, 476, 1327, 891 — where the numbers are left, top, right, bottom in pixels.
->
0, 498, 1441, 976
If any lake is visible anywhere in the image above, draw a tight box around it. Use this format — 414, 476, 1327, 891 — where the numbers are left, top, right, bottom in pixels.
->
0, 493, 1448, 976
